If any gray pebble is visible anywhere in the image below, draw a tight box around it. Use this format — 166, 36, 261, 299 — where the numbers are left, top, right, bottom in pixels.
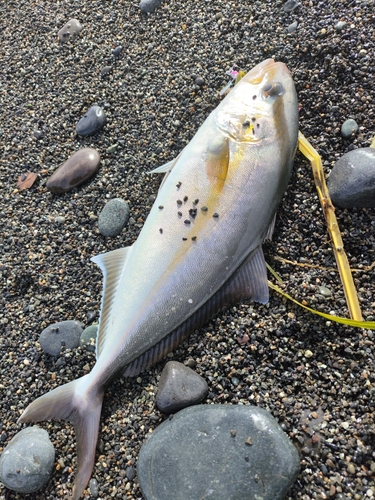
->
335, 21, 347, 31
33, 130, 43, 140
138, 405, 300, 500
98, 198, 130, 237
76, 105, 106, 136
126, 465, 136, 481
58, 19, 83, 43
282, 0, 300, 12
39, 320, 83, 356
341, 119, 358, 139
80, 324, 98, 352
195, 76, 205, 86
89, 478, 99, 497
101, 66, 112, 77
112, 45, 123, 57
156, 360, 208, 413
328, 147, 375, 208
139, 0, 163, 13
0, 427, 55, 494
288, 21, 298, 33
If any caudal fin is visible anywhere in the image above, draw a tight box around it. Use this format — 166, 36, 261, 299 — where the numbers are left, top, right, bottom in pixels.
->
18, 375, 104, 500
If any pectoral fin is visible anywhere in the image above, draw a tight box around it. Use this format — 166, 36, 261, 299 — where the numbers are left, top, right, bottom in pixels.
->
206, 136, 229, 189
91, 246, 133, 358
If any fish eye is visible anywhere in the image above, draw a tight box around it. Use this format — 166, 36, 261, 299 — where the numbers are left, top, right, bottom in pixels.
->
263, 82, 284, 98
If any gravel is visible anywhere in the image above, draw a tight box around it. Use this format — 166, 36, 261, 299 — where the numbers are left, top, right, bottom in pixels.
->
0, 0, 374, 499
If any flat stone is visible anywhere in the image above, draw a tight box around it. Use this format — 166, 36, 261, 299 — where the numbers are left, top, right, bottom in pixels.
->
138, 405, 300, 500
80, 324, 98, 352
76, 105, 106, 136
0, 427, 55, 494
58, 19, 83, 43
156, 361, 208, 413
327, 147, 375, 208
46, 148, 100, 193
39, 320, 83, 356
140, 0, 163, 13
98, 198, 130, 237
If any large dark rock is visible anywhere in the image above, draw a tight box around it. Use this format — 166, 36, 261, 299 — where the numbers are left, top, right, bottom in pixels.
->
138, 405, 300, 500
327, 147, 375, 208
0, 427, 55, 494
76, 105, 106, 136
46, 148, 100, 193
156, 361, 208, 413
39, 320, 83, 356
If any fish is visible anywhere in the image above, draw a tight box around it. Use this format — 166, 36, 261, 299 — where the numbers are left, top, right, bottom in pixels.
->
18, 58, 299, 499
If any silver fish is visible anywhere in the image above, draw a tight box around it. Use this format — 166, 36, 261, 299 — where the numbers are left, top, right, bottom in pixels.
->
18, 58, 298, 499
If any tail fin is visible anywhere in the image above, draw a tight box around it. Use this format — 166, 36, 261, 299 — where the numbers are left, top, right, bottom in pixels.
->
18, 375, 104, 500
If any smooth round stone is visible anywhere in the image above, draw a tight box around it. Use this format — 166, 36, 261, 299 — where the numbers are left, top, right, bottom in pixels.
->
76, 105, 106, 136
58, 19, 82, 43
0, 427, 55, 494
335, 21, 347, 31
80, 324, 98, 352
195, 76, 205, 86
138, 405, 300, 500
46, 148, 100, 193
156, 361, 208, 413
140, 0, 163, 13
39, 320, 83, 356
341, 119, 358, 138
282, 0, 300, 12
112, 45, 123, 57
288, 21, 298, 33
98, 198, 130, 237
327, 147, 375, 208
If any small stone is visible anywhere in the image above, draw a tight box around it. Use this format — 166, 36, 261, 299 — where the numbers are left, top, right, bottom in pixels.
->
101, 66, 112, 77
138, 405, 300, 500
80, 324, 98, 352
287, 21, 298, 33
39, 320, 83, 356
341, 119, 358, 139
58, 19, 83, 43
89, 478, 99, 497
318, 286, 331, 297
98, 198, 130, 237
54, 216, 65, 224
282, 0, 300, 12
347, 463, 356, 474
335, 21, 347, 31
327, 148, 375, 208
195, 76, 205, 86
156, 361, 208, 413
46, 148, 100, 193
86, 310, 97, 325
33, 130, 43, 140
304, 350, 313, 358
76, 106, 106, 136
112, 45, 123, 57
139, 0, 163, 13
0, 427, 55, 494
126, 465, 136, 481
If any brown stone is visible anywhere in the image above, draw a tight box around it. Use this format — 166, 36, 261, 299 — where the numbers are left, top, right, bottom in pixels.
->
46, 148, 100, 193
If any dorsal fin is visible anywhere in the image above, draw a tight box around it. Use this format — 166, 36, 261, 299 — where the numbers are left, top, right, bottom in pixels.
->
91, 246, 133, 358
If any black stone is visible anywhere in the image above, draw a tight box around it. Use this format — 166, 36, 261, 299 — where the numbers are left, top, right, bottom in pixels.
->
76, 105, 106, 136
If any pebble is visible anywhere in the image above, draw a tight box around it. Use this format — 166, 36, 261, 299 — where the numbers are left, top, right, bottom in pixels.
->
341, 119, 358, 138
0, 427, 55, 494
282, 0, 300, 12
335, 21, 347, 31
138, 405, 300, 500
76, 105, 106, 136
80, 324, 98, 352
112, 45, 123, 57
33, 130, 43, 140
39, 320, 83, 356
139, 0, 163, 13
46, 148, 101, 193
58, 19, 83, 43
288, 21, 298, 33
98, 198, 130, 237
195, 76, 205, 86
89, 478, 99, 497
327, 147, 375, 208
156, 361, 208, 413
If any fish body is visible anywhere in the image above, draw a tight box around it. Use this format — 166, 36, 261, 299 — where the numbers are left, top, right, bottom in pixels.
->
18, 58, 299, 499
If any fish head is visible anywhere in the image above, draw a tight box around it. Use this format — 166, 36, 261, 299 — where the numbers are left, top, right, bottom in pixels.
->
216, 58, 298, 146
